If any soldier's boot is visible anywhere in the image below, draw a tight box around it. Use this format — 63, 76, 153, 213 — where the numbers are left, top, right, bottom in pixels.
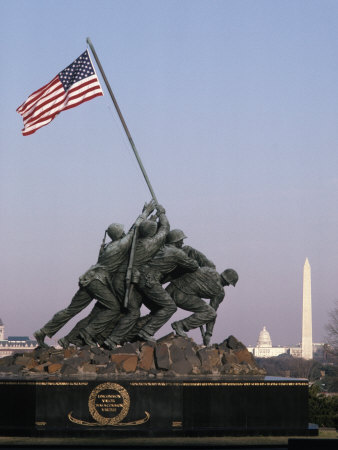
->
137, 329, 156, 343
79, 329, 97, 347
58, 337, 69, 349
95, 334, 105, 347
203, 332, 212, 346
68, 335, 85, 347
102, 337, 118, 350
171, 321, 188, 338
34, 329, 49, 348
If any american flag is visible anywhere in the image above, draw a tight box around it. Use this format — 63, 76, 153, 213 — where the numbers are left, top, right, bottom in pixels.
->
17, 50, 104, 136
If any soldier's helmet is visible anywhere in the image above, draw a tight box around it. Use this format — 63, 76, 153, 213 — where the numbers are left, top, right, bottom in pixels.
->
220, 269, 239, 287
139, 220, 157, 238
106, 223, 124, 241
166, 229, 187, 244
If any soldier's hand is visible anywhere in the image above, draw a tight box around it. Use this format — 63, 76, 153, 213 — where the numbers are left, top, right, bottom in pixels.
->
156, 204, 166, 215
143, 200, 156, 215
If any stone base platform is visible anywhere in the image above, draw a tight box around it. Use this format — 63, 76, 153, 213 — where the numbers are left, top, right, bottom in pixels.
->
0, 376, 311, 437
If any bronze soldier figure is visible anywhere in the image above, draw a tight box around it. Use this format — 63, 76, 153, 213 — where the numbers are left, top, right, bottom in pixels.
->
105, 229, 214, 346
33, 201, 155, 347
71, 204, 170, 347
168, 267, 238, 345
58, 301, 113, 348
162, 229, 238, 346
124, 233, 199, 344
166, 229, 216, 269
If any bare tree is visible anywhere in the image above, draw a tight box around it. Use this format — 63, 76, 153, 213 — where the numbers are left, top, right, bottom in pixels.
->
325, 300, 338, 356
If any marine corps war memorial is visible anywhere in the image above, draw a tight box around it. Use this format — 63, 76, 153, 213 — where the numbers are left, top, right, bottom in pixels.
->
0, 39, 312, 438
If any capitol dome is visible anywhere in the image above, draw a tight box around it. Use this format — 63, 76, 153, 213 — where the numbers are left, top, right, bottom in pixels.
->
256, 326, 272, 348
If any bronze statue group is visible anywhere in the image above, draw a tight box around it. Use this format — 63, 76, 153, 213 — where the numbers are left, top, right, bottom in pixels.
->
34, 201, 238, 349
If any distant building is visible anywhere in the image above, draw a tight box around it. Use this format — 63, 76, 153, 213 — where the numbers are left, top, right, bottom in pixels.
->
247, 259, 323, 359
0, 318, 37, 358
247, 325, 322, 359
302, 258, 313, 359
247, 326, 301, 358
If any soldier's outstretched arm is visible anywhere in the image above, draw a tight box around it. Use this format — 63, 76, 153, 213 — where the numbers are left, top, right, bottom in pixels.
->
124, 200, 156, 234
150, 204, 170, 245
183, 245, 216, 268
176, 251, 199, 273
134, 200, 156, 227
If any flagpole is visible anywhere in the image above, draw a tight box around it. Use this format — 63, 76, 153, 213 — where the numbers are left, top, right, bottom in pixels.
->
86, 37, 158, 205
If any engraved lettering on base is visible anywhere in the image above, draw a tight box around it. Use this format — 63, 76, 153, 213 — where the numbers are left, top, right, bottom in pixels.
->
172, 421, 183, 427
35, 421, 47, 426
68, 382, 150, 427
89, 382, 129, 425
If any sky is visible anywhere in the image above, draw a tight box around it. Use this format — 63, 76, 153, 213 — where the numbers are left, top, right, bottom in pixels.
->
1, 0, 337, 348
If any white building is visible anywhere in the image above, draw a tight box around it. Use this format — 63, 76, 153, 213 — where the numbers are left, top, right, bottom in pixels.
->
247, 325, 319, 359
247, 326, 299, 358
247, 259, 322, 359
0, 318, 37, 358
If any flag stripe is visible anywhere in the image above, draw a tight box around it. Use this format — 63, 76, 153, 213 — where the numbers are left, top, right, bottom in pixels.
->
17, 50, 103, 136
20, 81, 64, 118
22, 92, 103, 136
21, 75, 99, 120
17, 77, 60, 114
23, 83, 102, 129
22, 87, 103, 134
23, 119, 54, 136
22, 77, 102, 126
22, 84, 65, 123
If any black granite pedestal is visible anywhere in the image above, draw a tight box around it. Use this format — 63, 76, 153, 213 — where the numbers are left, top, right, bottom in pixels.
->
0, 377, 310, 436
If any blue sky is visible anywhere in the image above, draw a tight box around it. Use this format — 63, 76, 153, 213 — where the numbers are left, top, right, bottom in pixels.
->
1, 0, 337, 347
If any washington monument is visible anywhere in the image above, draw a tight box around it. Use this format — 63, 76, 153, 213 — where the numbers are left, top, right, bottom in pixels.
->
302, 258, 313, 360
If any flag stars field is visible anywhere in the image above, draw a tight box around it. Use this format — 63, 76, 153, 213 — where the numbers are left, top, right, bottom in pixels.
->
16, 50, 103, 136
59, 51, 95, 92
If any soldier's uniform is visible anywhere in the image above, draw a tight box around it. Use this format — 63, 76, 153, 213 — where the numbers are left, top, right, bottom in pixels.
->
87, 211, 170, 344
167, 266, 225, 335
134, 245, 199, 337
36, 212, 149, 342
182, 245, 216, 269
61, 302, 119, 346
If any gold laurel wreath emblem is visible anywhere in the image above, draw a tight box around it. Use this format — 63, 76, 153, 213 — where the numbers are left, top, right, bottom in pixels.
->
68, 382, 150, 427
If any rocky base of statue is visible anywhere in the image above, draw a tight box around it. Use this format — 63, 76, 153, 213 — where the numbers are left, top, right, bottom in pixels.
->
0, 335, 265, 379
0, 336, 314, 437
